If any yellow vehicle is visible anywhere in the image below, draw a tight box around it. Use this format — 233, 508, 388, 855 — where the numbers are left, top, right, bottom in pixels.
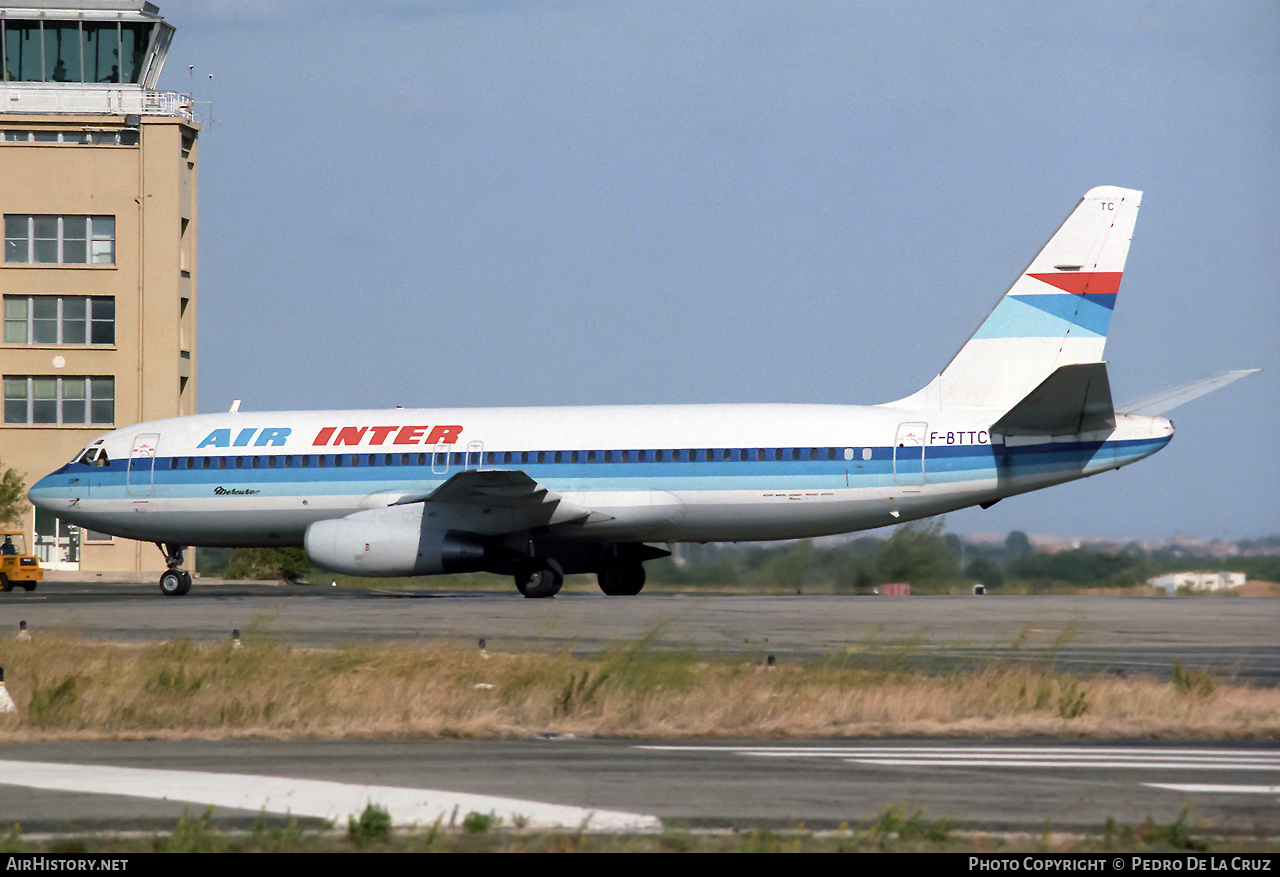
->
0, 530, 42, 592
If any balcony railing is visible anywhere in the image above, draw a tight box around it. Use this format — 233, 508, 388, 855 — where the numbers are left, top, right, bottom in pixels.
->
0, 84, 193, 122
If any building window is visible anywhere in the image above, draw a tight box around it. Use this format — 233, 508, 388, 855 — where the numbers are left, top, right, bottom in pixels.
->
3, 375, 113, 424
4, 296, 114, 344
0, 129, 139, 146
4, 215, 115, 265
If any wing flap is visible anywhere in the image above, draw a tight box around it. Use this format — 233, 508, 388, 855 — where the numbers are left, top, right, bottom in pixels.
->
392, 469, 613, 528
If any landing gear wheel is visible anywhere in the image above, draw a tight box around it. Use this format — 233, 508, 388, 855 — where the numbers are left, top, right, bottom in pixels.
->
159, 569, 192, 597
516, 561, 563, 599
597, 562, 645, 596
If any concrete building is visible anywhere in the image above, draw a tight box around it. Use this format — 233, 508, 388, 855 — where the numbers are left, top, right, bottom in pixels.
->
1, 1, 196, 576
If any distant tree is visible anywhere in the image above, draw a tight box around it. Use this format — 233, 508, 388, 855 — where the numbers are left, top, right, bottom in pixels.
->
1005, 530, 1034, 562
225, 547, 312, 581
964, 557, 1005, 589
0, 459, 26, 526
877, 518, 960, 591
757, 538, 813, 590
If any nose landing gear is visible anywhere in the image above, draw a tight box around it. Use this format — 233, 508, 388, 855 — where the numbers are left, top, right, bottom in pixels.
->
156, 543, 192, 596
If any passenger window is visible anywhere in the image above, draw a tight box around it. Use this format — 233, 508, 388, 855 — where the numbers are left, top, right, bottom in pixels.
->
450, 452, 462, 466
655, 450, 664, 462
520, 452, 529, 464
571, 450, 579, 463
235, 457, 243, 469
169, 458, 178, 470
252, 457, 261, 468
553, 451, 562, 463
757, 449, 765, 461
621, 450, 630, 463
739, 449, 748, 461
638, 450, 646, 462
218, 457, 227, 469
604, 450, 613, 463
302, 456, 311, 468
809, 448, 819, 461
202, 457, 211, 469
503, 451, 512, 464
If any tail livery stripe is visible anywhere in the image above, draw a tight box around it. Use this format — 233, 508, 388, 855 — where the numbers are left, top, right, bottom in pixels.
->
889, 186, 1141, 411
973, 292, 1115, 339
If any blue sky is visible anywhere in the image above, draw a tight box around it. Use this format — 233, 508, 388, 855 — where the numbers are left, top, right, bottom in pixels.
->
154, 1, 1277, 540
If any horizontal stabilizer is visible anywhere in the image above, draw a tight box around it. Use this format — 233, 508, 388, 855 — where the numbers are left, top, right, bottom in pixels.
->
990, 362, 1115, 436
1118, 369, 1261, 416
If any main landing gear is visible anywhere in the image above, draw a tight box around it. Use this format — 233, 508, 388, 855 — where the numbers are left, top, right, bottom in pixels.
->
515, 559, 563, 599
597, 562, 645, 596
508, 543, 659, 598
156, 543, 192, 596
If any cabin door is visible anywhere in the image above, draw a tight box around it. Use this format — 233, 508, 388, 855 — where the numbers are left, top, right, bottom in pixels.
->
127, 432, 160, 497
893, 422, 927, 486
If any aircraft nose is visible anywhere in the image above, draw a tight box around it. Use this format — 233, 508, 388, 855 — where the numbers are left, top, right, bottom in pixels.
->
27, 468, 74, 509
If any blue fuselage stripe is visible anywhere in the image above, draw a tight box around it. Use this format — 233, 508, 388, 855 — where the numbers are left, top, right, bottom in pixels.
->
48, 436, 1170, 499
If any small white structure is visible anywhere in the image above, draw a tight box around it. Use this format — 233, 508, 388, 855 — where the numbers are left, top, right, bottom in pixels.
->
1148, 571, 1246, 594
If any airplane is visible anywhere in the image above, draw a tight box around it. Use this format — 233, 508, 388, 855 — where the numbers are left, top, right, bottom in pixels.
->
27, 186, 1258, 598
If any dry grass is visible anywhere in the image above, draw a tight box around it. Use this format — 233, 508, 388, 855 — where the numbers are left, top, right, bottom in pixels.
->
1, 632, 1277, 741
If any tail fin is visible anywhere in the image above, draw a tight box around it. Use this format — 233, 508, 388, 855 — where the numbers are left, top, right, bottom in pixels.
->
891, 185, 1142, 411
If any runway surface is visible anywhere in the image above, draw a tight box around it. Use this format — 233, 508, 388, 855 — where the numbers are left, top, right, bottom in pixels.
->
3, 580, 1277, 681
1, 582, 1277, 835
4, 738, 1280, 836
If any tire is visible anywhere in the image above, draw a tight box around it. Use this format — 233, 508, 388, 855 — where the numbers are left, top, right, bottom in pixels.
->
598, 563, 628, 596
159, 569, 187, 596
0, 573, 11, 593
516, 561, 563, 599
598, 562, 645, 596
21, 581, 36, 592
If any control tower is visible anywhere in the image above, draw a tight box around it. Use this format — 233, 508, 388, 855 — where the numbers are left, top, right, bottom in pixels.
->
1, 1, 197, 578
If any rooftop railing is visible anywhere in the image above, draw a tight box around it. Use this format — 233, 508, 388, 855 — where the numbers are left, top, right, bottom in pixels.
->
0, 83, 193, 122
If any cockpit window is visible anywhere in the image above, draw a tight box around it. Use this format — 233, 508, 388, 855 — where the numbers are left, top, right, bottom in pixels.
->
74, 447, 109, 467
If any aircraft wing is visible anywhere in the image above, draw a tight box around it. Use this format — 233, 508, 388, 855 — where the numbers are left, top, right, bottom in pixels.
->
392, 469, 614, 528
1118, 369, 1261, 416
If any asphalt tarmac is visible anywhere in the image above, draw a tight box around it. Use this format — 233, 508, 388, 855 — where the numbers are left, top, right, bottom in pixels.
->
2, 581, 1277, 836
3, 580, 1277, 681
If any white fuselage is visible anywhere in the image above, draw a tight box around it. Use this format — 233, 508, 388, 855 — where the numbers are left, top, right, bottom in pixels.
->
29, 402, 1174, 549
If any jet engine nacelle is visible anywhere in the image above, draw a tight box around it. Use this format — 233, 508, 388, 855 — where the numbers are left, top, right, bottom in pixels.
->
304, 504, 487, 577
